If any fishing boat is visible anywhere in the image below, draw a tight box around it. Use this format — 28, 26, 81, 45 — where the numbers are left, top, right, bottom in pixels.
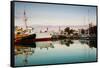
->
15, 10, 52, 45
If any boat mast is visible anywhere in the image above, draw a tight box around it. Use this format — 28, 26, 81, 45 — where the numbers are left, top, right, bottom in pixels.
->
88, 9, 90, 36
24, 10, 28, 30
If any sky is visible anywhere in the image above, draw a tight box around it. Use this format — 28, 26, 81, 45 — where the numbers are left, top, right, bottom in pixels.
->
14, 2, 97, 29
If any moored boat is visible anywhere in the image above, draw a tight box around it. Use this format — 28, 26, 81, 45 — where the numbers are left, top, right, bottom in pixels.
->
15, 10, 52, 45
15, 32, 52, 45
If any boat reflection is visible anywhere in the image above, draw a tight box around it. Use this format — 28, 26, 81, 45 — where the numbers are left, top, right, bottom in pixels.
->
15, 41, 55, 65
15, 42, 36, 55
36, 41, 54, 50
15, 44, 36, 65
15, 41, 55, 55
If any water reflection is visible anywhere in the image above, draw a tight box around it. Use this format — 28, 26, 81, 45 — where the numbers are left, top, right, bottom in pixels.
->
36, 41, 54, 50
15, 39, 97, 66
79, 39, 97, 48
15, 43, 36, 55
60, 39, 74, 47
15, 44, 36, 65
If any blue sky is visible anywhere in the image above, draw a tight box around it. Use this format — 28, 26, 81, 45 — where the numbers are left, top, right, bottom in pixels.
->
15, 2, 97, 28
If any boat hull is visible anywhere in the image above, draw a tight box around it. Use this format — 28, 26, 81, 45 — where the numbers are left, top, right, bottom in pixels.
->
15, 33, 52, 45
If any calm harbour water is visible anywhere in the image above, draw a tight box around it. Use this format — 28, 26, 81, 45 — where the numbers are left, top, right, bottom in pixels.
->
15, 39, 97, 66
